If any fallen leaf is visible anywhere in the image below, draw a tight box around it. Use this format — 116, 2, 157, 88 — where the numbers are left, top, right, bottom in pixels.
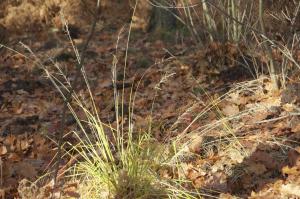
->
64, 190, 80, 198
247, 163, 267, 175
203, 172, 228, 192
63, 183, 80, 198
219, 193, 238, 199
0, 189, 5, 199
7, 153, 21, 162
222, 104, 239, 117
280, 183, 300, 197
250, 150, 278, 169
295, 147, 300, 154
15, 105, 23, 114
4, 135, 16, 147
187, 168, 201, 181
290, 117, 300, 133
288, 149, 300, 166
282, 166, 299, 176
20, 139, 30, 151
189, 136, 204, 153
14, 162, 37, 180
282, 103, 295, 112
0, 145, 7, 155
228, 92, 248, 105
227, 149, 244, 164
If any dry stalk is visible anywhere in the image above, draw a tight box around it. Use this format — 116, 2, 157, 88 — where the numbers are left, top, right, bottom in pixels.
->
52, 0, 101, 195
258, 0, 278, 90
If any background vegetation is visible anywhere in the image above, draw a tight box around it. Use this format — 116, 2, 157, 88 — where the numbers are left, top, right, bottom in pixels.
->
0, 0, 300, 198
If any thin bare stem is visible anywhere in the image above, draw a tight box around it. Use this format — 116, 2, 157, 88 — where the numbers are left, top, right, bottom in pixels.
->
258, 0, 278, 90
52, 0, 101, 193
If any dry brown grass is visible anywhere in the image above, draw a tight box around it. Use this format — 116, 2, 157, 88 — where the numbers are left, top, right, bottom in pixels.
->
0, 0, 131, 33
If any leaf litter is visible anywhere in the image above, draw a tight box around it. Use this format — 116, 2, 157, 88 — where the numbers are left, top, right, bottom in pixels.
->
0, 11, 300, 199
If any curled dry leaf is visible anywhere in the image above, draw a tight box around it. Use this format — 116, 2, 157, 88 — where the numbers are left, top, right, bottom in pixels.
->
222, 104, 239, 117
188, 136, 203, 153
20, 139, 30, 151
227, 148, 244, 164
0, 145, 7, 155
3, 135, 16, 148
228, 92, 248, 105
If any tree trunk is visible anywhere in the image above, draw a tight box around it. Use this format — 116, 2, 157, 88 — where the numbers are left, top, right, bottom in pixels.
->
148, 1, 178, 32
132, 1, 178, 34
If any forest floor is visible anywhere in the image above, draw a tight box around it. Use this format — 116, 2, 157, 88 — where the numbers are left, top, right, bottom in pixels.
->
1, 15, 300, 199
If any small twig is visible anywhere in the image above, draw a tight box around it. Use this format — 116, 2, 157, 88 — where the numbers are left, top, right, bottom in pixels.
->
254, 112, 300, 124
52, 0, 101, 193
258, 0, 278, 90
57, 154, 81, 181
